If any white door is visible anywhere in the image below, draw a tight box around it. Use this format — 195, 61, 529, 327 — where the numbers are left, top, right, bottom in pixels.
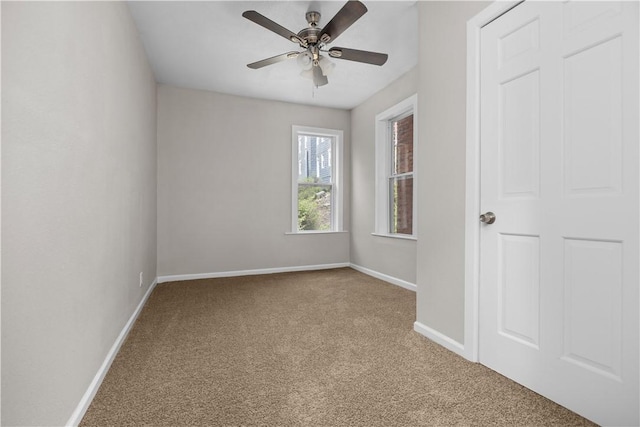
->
479, 1, 639, 425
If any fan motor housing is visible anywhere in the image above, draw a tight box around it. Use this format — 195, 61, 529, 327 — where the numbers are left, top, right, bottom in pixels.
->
297, 27, 321, 45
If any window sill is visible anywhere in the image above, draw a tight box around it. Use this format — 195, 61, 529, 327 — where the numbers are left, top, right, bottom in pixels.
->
286, 231, 349, 235
371, 232, 417, 241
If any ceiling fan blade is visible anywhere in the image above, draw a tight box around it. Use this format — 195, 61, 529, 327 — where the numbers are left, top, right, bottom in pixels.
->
328, 47, 388, 66
312, 65, 329, 87
318, 1, 368, 44
247, 52, 299, 69
242, 10, 305, 45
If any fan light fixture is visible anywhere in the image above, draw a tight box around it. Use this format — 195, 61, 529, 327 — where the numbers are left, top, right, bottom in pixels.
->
300, 69, 314, 80
318, 56, 335, 76
296, 51, 313, 70
299, 55, 334, 80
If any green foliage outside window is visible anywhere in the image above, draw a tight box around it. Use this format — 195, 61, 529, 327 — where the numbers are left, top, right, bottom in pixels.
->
297, 181, 331, 231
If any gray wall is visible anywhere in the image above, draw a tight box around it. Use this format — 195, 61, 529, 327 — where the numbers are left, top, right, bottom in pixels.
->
350, 67, 418, 284
1, 2, 157, 425
416, 1, 490, 344
157, 85, 351, 277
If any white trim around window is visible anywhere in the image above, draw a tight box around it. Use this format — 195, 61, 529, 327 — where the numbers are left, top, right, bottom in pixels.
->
374, 94, 418, 239
291, 125, 344, 233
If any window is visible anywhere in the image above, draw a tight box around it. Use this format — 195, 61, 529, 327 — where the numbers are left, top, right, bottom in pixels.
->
292, 126, 343, 233
375, 94, 417, 238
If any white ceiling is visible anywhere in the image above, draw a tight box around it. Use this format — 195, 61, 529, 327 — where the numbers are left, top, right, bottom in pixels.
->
127, 1, 418, 110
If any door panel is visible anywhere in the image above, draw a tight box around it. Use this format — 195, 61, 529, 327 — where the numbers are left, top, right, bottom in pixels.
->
500, 70, 540, 198
479, 1, 638, 425
498, 17, 540, 68
499, 234, 540, 348
562, 238, 622, 380
563, 36, 622, 195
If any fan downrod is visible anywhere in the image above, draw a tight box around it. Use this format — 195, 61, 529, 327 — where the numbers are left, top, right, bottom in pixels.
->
305, 11, 321, 27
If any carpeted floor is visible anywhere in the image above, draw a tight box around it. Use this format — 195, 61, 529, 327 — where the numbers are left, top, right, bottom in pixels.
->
81, 268, 594, 426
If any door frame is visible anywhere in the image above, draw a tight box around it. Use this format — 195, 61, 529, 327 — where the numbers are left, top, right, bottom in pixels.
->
463, 0, 522, 363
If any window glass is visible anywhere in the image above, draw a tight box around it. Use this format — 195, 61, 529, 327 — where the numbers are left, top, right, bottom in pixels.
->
374, 94, 417, 238
292, 127, 342, 233
389, 175, 413, 235
297, 135, 332, 184
392, 115, 414, 175
389, 113, 414, 235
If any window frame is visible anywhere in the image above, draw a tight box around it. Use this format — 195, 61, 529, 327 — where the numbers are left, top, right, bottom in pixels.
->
291, 125, 344, 234
374, 94, 418, 239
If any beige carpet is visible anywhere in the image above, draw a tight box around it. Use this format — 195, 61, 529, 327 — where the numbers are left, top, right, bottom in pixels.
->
81, 268, 594, 426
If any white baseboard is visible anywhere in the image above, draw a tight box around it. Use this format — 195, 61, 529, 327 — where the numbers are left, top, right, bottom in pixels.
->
157, 262, 351, 284
349, 263, 417, 292
66, 278, 158, 427
413, 321, 466, 359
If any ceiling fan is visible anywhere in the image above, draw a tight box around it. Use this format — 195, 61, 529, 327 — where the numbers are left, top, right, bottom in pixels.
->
242, 0, 388, 87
